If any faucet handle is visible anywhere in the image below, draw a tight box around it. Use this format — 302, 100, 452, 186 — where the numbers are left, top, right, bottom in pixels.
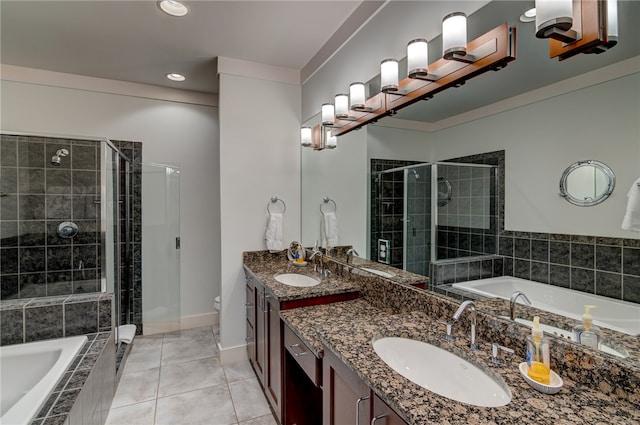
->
439, 321, 456, 341
490, 343, 514, 365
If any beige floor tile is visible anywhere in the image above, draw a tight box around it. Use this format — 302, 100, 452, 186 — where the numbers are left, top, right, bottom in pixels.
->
228, 377, 271, 423
158, 357, 226, 398
238, 413, 278, 425
111, 367, 160, 408
161, 338, 218, 365
162, 326, 215, 343
223, 359, 255, 383
155, 385, 237, 425
124, 346, 162, 372
105, 400, 156, 425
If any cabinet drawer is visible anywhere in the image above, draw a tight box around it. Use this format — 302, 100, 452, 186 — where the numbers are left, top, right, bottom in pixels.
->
245, 284, 255, 326
284, 324, 321, 387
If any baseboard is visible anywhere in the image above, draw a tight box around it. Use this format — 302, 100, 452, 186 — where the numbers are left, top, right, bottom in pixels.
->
219, 342, 248, 366
180, 311, 219, 329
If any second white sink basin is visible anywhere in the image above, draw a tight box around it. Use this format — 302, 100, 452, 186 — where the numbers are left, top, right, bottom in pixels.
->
352, 267, 396, 278
373, 337, 511, 407
274, 273, 320, 287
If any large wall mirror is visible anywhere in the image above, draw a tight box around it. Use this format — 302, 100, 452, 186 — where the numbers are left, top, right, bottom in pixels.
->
301, 0, 640, 366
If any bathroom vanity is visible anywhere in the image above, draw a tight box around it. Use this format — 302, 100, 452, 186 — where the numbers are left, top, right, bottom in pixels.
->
243, 250, 640, 425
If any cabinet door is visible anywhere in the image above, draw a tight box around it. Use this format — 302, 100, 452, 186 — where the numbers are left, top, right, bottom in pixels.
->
245, 281, 256, 363
371, 395, 408, 425
254, 281, 266, 382
265, 292, 282, 422
323, 348, 371, 425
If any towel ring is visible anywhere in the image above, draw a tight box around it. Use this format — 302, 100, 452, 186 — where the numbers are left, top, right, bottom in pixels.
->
320, 197, 337, 214
267, 196, 286, 214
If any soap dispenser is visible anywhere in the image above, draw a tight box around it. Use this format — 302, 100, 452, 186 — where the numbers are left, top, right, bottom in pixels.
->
573, 305, 601, 349
526, 316, 551, 385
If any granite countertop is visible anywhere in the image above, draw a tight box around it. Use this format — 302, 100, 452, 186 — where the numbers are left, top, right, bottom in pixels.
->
316, 311, 640, 425
243, 252, 360, 302
346, 256, 428, 286
280, 298, 387, 357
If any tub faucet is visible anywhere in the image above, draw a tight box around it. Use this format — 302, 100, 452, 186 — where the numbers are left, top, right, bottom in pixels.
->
346, 248, 359, 264
510, 291, 532, 321
453, 300, 477, 350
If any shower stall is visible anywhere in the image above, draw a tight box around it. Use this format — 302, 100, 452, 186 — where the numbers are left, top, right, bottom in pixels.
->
370, 161, 498, 277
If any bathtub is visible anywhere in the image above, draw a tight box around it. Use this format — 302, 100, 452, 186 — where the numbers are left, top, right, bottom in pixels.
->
0, 335, 87, 425
452, 276, 640, 336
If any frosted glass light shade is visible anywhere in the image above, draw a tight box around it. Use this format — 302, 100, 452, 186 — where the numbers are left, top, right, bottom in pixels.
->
535, 0, 573, 37
326, 130, 337, 149
380, 59, 399, 92
407, 39, 429, 78
350, 82, 366, 110
335, 93, 349, 118
300, 127, 312, 147
442, 12, 467, 58
321, 103, 335, 126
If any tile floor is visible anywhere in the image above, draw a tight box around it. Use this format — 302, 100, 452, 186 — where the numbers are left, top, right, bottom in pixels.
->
105, 326, 276, 425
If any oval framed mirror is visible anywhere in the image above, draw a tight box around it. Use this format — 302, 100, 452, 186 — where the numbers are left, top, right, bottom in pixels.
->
559, 160, 615, 206
437, 177, 453, 207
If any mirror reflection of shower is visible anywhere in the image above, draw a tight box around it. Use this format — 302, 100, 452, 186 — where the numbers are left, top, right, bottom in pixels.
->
51, 148, 69, 166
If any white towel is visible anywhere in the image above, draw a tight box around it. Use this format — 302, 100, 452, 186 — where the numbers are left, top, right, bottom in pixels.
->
117, 324, 137, 344
321, 211, 339, 248
265, 213, 284, 252
622, 178, 640, 231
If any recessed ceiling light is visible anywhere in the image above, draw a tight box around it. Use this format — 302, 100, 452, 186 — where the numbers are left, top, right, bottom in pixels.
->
158, 0, 188, 17
520, 8, 536, 23
166, 73, 186, 82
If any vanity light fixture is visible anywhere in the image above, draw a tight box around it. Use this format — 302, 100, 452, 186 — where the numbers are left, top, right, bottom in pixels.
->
407, 38, 442, 82
325, 130, 337, 149
334, 94, 349, 119
520, 8, 537, 23
585, 0, 618, 53
158, 0, 188, 17
380, 58, 400, 93
349, 82, 368, 112
300, 127, 312, 147
321, 103, 335, 126
166, 73, 186, 81
535, 0, 576, 42
442, 12, 475, 63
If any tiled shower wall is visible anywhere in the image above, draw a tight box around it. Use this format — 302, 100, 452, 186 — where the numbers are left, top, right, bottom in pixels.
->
1, 135, 102, 299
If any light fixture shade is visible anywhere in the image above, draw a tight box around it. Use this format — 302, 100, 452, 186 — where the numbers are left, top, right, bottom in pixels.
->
321, 103, 335, 126
349, 82, 366, 110
407, 39, 429, 78
158, 0, 189, 17
442, 12, 467, 58
607, 0, 618, 40
335, 94, 349, 119
535, 0, 573, 38
380, 59, 399, 93
300, 127, 312, 147
326, 130, 337, 149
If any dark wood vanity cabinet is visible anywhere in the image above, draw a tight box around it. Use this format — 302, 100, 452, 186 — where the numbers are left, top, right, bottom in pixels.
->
245, 273, 282, 423
323, 348, 407, 425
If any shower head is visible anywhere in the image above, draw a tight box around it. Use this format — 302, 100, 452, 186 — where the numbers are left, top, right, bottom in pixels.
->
51, 149, 69, 166
410, 169, 420, 179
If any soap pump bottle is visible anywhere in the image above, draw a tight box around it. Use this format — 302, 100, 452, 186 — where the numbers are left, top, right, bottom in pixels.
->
573, 305, 601, 349
526, 316, 551, 385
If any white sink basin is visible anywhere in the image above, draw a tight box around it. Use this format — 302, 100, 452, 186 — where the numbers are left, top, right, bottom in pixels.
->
500, 316, 629, 359
373, 337, 511, 407
274, 273, 320, 287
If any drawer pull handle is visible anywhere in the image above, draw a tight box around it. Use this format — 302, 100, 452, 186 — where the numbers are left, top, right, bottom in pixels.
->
245, 337, 254, 343
371, 414, 386, 425
288, 343, 308, 357
245, 302, 253, 308
355, 395, 370, 425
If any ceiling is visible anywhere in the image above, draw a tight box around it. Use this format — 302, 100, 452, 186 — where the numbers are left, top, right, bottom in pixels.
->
1, 1, 638, 122
0, 0, 369, 94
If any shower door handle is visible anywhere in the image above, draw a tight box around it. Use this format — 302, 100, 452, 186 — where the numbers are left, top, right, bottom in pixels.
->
176, 237, 181, 250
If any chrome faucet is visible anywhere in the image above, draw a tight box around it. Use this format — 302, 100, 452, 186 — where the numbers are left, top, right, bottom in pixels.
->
346, 248, 359, 264
509, 291, 532, 321
308, 249, 325, 277
453, 300, 477, 350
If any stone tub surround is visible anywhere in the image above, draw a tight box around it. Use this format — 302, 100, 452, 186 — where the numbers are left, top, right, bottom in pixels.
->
32, 331, 115, 425
317, 311, 639, 425
0, 292, 112, 346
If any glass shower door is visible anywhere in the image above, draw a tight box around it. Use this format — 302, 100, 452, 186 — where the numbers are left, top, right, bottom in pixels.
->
142, 163, 181, 335
403, 165, 432, 275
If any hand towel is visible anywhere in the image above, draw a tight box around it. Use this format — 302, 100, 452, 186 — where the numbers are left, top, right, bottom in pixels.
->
622, 178, 640, 231
117, 324, 137, 344
321, 211, 339, 248
265, 213, 284, 252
